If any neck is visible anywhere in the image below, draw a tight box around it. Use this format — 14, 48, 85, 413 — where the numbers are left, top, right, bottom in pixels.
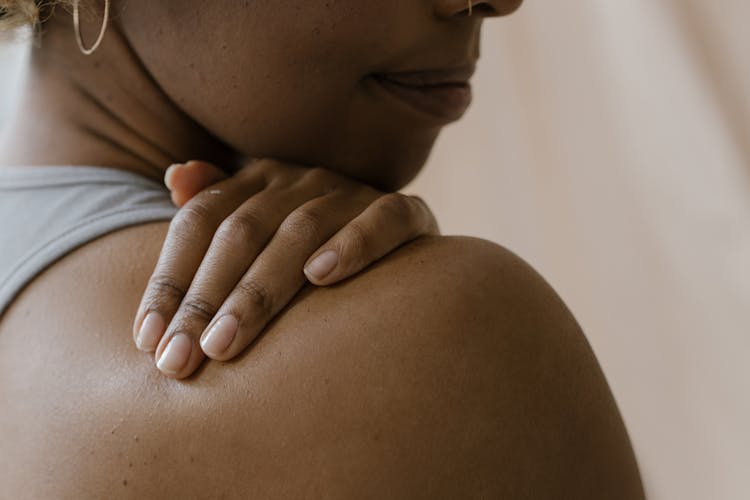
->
0, 10, 241, 183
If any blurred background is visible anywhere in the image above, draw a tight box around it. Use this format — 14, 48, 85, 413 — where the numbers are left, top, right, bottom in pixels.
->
1, 1, 748, 498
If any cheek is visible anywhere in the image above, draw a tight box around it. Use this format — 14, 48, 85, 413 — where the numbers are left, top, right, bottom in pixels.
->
148, 4, 379, 157
122, 0, 438, 189
190, 44, 358, 157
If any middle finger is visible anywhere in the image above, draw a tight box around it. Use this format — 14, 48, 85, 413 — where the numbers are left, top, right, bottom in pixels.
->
198, 190, 374, 361
153, 182, 336, 377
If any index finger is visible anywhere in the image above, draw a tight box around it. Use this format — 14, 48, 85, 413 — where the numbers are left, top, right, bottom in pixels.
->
132, 170, 266, 352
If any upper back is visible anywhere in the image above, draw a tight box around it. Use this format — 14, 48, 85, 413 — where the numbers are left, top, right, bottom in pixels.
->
0, 181, 643, 498
0, 165, 177, 318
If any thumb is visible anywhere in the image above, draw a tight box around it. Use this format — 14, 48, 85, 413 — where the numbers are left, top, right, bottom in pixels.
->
165, 160, 229, 207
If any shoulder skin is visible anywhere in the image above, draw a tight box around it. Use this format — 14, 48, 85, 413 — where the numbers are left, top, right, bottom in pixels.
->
0, 223, 644, 499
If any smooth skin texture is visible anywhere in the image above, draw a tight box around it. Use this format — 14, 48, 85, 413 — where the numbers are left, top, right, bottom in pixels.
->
0, 222, 644, 498
138, 158, 438, 378
0, 0, 644, 496
0, 0, 523, 189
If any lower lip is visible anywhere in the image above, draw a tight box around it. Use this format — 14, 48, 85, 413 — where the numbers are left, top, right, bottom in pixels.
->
371, 75, 473, 122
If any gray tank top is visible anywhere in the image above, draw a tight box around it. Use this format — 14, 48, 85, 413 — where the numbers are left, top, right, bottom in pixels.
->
0, 166, 178, 318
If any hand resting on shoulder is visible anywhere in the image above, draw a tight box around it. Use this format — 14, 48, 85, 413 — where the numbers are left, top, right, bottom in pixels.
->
0, 219, 644, 498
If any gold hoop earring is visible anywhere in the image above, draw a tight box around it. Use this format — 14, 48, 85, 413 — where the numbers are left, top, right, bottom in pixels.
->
467, 0, 473, 16
73, 0, 110, 55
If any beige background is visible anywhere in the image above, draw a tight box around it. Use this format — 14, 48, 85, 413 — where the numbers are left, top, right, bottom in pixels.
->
2, 2, 748, 498
409, 2, 749, 499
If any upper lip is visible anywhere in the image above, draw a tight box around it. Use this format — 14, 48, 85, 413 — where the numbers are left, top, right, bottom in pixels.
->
373, 63, 476, 87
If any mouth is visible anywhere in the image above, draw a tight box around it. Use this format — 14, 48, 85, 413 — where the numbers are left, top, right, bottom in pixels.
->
369, 64, 475, 122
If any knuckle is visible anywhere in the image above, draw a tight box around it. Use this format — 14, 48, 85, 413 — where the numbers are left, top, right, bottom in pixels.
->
374, 193, 430, 238
146, 274, 189, 305
408, 195, 439, 234
256, 158, 284, 171
170, 201, 213, 236
256, 158, 300, 181
343, 220, 371, 256
280, 206, 324, 240
377, 192, 415, 219
234, 278, 273, 319
215, 209, 265, 247
408, 194, 429, 212
303, 166, 334, 186
178, 295, 220, 324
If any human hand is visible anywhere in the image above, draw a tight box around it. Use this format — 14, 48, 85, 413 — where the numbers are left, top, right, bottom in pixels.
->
132, 159, 439, 379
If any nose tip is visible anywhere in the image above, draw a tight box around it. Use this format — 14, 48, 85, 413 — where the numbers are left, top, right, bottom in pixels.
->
434, 0, 523, 18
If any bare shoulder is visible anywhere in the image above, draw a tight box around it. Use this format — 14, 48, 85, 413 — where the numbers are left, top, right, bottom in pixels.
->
0, 224, 643, 498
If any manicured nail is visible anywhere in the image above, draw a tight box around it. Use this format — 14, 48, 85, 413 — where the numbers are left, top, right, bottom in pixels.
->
156, 333, 192, 375
304, 250, 339, 281
136, 311, 165, 352
200, 315, 238, 357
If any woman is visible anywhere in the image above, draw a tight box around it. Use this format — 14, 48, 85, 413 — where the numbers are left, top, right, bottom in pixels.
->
0, 0, 645, 497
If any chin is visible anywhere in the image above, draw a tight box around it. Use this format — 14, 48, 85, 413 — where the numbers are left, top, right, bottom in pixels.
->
372, 145, 434, 191
336, 125, 442, 192
239, 128, 439, 192
226, 105, 443, 191
325, 137, 436, 192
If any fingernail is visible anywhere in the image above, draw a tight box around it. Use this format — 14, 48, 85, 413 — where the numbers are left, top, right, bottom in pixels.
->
136, 311, 165, 352
200, 315, 238, 357
164, 164, 182, 190
156, 333, 192, 375
304, 250, 339, 281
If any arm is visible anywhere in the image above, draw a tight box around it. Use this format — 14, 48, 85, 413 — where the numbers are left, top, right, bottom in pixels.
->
0, 224, 644, 498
